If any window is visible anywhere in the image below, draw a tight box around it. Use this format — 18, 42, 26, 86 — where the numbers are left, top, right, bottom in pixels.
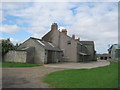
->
67, 41, 71, 45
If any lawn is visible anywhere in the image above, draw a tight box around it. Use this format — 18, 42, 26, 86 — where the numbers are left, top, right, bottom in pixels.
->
44, 62, 118, 88
1, 62, 42, 67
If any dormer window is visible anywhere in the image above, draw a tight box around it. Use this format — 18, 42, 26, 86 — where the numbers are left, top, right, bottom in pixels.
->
67, 41, 71, 45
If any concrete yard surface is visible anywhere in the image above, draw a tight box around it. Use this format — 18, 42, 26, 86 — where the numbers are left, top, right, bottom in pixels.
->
2, 66, 65, 88
2, 60, 110, 88
45, 60, 110, 69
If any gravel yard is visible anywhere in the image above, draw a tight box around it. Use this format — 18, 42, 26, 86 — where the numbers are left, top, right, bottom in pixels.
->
2, 60, 110, 88
2, 66, 65, 88
45, 60, 110, 69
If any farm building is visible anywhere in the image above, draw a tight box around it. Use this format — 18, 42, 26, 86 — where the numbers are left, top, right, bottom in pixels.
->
42, 23, 96, 62
4, 23, 97, 64
17, 37, 62, 64
108, 44, 120, 60
100, 54, 111, 60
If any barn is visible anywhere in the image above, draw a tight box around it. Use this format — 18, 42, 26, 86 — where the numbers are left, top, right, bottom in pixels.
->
17, 37, 63, 64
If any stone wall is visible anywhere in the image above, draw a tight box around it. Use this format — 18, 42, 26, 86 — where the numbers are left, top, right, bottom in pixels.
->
59, 32, 77, 62
42, 29, 78, 62
25, 47, 35, 64
4, 50, 27, 63
17, 38, 45, 64
51, 51, 63, 63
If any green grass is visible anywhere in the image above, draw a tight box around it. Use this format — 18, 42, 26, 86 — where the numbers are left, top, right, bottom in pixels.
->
44, 62, 118, 88
0, 62, 2, 67
1, 62, 42, 67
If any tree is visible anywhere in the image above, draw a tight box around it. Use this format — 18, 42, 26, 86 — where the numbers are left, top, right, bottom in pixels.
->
14, 43, 19, 49
0, 38, 15, 59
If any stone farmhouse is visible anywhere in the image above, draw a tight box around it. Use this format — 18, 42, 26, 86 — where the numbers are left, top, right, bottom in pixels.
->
4, 23, 96, 64
42, 23, 96, 62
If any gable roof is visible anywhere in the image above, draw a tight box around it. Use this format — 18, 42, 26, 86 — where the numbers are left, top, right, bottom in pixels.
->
100, 54, 111, 57
109, 44, 120, 50
80, 41, 95, 54
80, 41, 94, 45
42, 27, 95, 54
42, 30, 52, 39
113, 44, 120, 49
30, 37, 61, 51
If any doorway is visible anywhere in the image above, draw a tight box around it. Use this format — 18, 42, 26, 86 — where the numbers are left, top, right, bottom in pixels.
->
47, 51, 53, 63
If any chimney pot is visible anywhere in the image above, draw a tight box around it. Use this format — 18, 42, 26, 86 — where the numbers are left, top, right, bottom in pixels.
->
76, 38, 80, 41
61, 29, 67, 35
51, 23, 58, 30
72, 34, 75, 39
77, 38, 80, 41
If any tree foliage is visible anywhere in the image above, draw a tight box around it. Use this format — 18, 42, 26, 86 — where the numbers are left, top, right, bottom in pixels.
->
0, 38, 17, 57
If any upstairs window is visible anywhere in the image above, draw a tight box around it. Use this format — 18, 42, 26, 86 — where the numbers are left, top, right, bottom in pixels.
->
67, 41, 71, 45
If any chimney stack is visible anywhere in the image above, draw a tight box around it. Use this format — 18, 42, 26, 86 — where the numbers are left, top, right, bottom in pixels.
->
76, 38, 80, 41
51, 23, 58, 30
72, 34, 75, 39
61, 29, 67, 35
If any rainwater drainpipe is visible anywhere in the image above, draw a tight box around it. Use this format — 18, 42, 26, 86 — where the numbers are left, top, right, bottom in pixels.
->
14, 51, 16, 62
81, 44, 83, 61
58, 31, 60, 48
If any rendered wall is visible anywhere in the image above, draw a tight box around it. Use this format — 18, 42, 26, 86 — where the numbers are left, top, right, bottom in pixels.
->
4, 50, 27, 63
43, 30, 78, 62
18, 38, 45, 64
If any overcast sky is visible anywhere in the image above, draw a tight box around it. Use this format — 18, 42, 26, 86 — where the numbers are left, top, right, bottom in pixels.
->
0, 1, 118, 54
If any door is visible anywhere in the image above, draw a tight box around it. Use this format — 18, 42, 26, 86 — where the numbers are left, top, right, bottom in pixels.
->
47, 51, 53, 63
79, 55, 84, 62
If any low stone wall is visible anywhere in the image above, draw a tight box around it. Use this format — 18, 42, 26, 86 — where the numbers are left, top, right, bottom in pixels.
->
4, 50, 27, 63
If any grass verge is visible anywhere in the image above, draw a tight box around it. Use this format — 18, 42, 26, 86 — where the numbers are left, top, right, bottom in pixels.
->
44, 62, 118, 88
1, 62, 42, 67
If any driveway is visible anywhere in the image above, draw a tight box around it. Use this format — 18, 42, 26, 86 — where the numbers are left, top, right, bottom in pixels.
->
2, 60, 110, 88
2, 67, 65, 88
45, 60, 110, 69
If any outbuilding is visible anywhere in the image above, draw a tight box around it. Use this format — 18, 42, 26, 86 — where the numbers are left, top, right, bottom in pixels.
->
100, 54, 111, 60
108, 44, 120, 60
17, 37, 63, 64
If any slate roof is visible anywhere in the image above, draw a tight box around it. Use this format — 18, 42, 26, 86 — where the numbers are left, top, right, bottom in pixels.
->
80, 41, 94, 45
100, 54, 111, 57
30, 37, 61, 51
113, 44, 120, 49
78, 52, 89, 56
109, 44, 120, 50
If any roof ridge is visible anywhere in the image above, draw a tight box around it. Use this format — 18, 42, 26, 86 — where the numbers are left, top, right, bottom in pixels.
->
30, 37, 41, 40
